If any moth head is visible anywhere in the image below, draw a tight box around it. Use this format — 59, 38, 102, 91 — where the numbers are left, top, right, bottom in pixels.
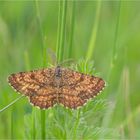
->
55, 66, 62, 77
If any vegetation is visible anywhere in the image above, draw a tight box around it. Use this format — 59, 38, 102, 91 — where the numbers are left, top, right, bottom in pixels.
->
0, 1, 140, 139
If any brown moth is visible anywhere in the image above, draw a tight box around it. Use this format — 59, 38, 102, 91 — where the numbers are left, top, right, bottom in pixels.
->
8, 66, 105, 109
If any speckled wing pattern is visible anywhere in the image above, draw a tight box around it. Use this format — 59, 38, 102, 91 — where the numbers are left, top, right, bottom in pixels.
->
59, 68, 105, 109
8, 67, 105, 109
8, 68, 57, 109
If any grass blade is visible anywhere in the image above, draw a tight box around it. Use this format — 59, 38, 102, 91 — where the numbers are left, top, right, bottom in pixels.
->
68, 1, 75, 59
86, 1, 101, 60
35, 0, 47, 66
107, 1, 122, 81
0, 95, 24, 113
57, 0, 67, 63
56, 0, 62, 64
100, 1, 122, 138
35, 0, 47, 139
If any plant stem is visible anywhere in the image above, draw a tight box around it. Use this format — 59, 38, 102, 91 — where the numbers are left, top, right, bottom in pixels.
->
86, 0, 101, 61
100, 1, 122, 138
35, 0, 47, 139
35, 0, 47, 66
73, 110, 80, 139
57, 0, 67, 63
41, 110, 46, 139
32, 109, 36, 139
0, 95, 24, 113
56, 0, 62, 64
107, 1, 122, 81
68, 1, 75, 59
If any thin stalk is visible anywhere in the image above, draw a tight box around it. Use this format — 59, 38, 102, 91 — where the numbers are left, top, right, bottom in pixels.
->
35, 0, 47, 66
40, 110, 46, 139
58, 0, 67, 63
11, 108, 14, 139
102, 0, 122, 98
24, 49, 36, 139
73, 110, 81, 139
68, 1, 75, 59
0, 95, 24, 113
123, 68, 135, 138
100, 1, 122, 138
107, 1, 122, 81
86, 1, 101, 61
35, 0, 47, 139
56, 0, 62, 64
32, 108, 36, 139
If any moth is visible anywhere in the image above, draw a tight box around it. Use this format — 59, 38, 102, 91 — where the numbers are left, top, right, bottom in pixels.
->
8, 66, 105, 109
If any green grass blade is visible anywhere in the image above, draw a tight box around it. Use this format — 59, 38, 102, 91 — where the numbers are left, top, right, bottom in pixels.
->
35, 0, 47, 66
103, 1, 122, 98
35, 0, 47, 139
58, 0, 67, 63
122, 68, 135, 138
56, 1, 62, 64
0, 96, 24, 113
11, 108, 14, 139
107, 1, 122, 81
86, 1, 101, 60
32, 108, 36, 139
68, 1, 75, 59
40, 110, 46, 139
73, 110, 80, 139
100, 1, 122, 138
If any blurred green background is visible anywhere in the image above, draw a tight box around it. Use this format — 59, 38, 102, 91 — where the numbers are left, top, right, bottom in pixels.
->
0, 1, 140, 139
